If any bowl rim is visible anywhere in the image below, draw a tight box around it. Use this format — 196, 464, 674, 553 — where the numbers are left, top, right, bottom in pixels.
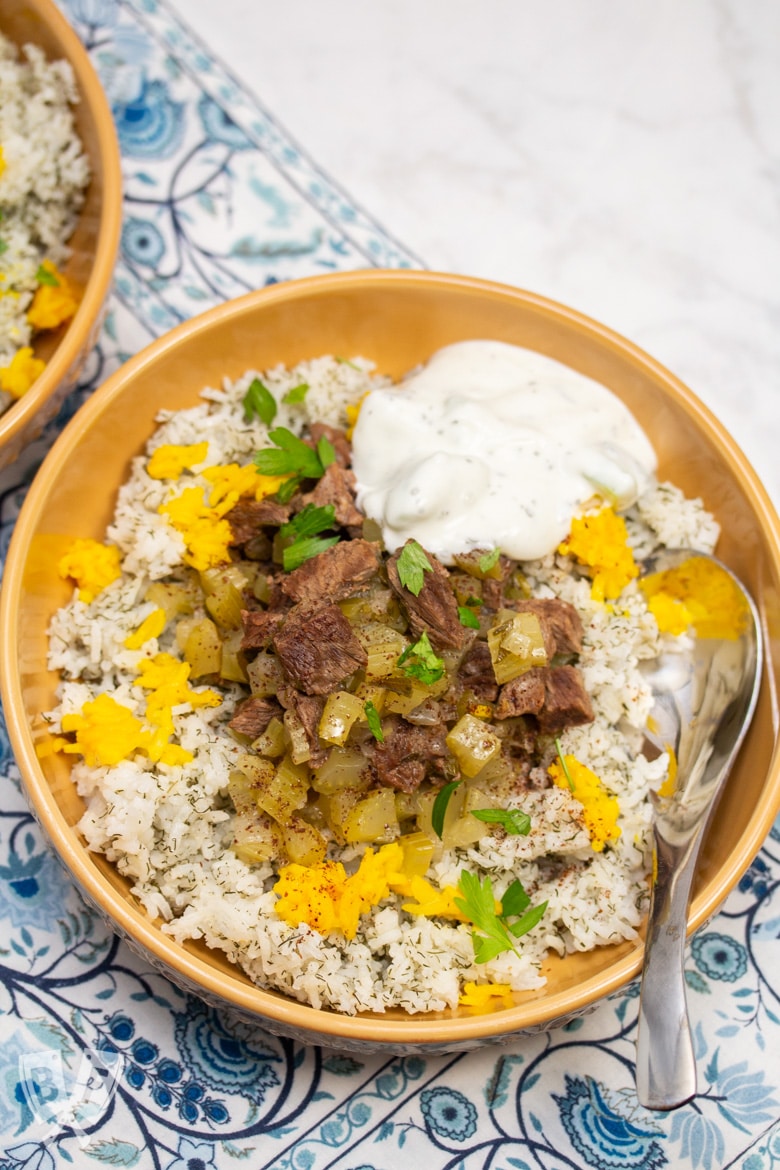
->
0, 0, 123, 458
3, 268, 780, 1046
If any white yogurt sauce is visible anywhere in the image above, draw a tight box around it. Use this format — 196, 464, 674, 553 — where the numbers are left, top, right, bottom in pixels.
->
351, 340, 657, 563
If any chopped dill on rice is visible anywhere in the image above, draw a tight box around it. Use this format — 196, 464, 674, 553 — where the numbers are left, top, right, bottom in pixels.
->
0, 32, 89, 413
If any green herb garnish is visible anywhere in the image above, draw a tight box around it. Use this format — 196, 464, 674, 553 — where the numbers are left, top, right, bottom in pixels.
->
35, 264, 60, 287
282, 382, 309, 404
282, 535, 340, 572
397, 631, 444, 686
555, 736, 575, 791
364, 700, 384, 743
471, 808, 531, 835
280, 503, 336, 540
275, 476, 302, 504
458, 605, 481, 630
254, 426, 328, 479
317, 434, 336, 470
0, 239, 8, 256
431, 778, 462, 838
396, 540, 433, 597
478, 547, 500, 574
280, 504, 338, 571
454, 871, 548, 963
243, 377, 277, 426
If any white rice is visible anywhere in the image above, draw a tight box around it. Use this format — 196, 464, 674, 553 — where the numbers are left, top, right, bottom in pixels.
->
45, 356, 720, 1014
0, 32, 90, 409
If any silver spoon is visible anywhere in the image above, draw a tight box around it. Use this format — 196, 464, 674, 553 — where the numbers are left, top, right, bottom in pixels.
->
634, 549, 762, 1111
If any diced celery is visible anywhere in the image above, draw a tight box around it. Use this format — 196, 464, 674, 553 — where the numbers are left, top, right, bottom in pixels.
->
354, 621, 407, 681
446, 713, 502, 778
322, 787, 364, 839
443, 789, 491, 850
282, 815, 328, 865
229, 764, 285, 861
252, 716, 286, 759
246, 652, 285, 697
144, 577, 198, 621
231, 809, 284, 864
310, 747, 370, 794
398, 831, 434, 877
351, 682, 387, 713
181, 617, 222, 677
395, 790, 421, 822
283, 708, 312, 764
383, 673, 449, 715
342, 788, 399, 844
220, 629, 248, 683
487, 608, 547, 684
254, 754, 310, 824
318, 690, 366, 745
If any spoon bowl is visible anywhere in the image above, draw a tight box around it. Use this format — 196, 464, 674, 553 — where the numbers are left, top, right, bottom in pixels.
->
635, 549, 763, 1110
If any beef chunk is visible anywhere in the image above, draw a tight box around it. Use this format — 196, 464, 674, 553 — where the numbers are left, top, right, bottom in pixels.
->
240, 607, 287, 652
364, 715, 449, 793
280, 538, 379, 606
228, 695, 281, 738
495, 670, 546, 719
273, 602, 367, 694
300, 463, 364, 528
457, 639, 498, 702
508, 598, 583, 658
226, 497, 292, 543
536, 665, 594, 733
387, 541, 465, 651
308, 422, 353, 468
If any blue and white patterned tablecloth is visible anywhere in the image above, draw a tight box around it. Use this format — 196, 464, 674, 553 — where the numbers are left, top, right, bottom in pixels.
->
1, 2, 779, 1167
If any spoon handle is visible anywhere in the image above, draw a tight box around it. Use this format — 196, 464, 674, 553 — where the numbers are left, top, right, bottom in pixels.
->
635, 825, 701, 1110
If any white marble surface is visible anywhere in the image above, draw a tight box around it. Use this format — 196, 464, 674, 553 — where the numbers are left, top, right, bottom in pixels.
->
184, 0, 780, 505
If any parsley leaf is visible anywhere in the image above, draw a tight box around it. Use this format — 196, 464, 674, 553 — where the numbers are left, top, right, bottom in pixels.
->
0, 239, 8, 255
35, 264, 60, 287
282, 535, 340, 572
364, 700, 384, 742
280, 504, 338, 571
317, 435, 336, 469
275, 476, 302, 504
431, 778, 462, 838
254, 427, 326, 479
454, 870, 547, 963
396, 540, 433, 596
282, 382, 309, 404
243, 377, 277, 426
478, 547, 500, 574
508, 900, 548, 938
471, 808, 531, 835
458, 605, 481, 630
397, 631, 444, 686
454, 871, 519, 964
280, 503, 336, 540
500, 878, 531, 918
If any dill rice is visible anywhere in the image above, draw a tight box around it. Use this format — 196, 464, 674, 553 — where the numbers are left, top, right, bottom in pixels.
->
42, 355, 722, 1015
0, 32, 89, 414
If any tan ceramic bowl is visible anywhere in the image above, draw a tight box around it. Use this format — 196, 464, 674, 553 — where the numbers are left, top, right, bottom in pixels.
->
0, 0, 122, 471
3, 271, 780, 1053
